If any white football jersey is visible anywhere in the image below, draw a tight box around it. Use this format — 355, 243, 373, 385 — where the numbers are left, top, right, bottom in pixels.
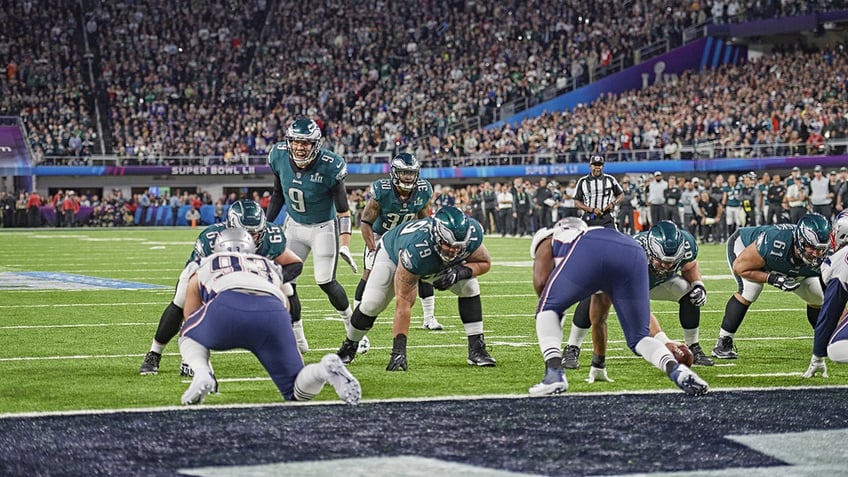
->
195, 252, 288, 303
821, 246, 848, 291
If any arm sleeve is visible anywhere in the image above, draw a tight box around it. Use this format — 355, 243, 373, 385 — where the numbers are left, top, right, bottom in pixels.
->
813, 278, 848, 357
267, 173, 285, 223
332, 179, 350, 214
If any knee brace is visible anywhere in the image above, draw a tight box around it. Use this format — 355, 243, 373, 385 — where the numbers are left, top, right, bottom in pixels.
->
350, 307, 377, 331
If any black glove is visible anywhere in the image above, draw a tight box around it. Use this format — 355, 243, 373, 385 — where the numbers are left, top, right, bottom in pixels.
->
767, 272, 801, 292
433, 264, 473, 291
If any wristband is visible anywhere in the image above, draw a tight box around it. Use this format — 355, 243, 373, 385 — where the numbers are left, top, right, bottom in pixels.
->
339, 215, 352, 235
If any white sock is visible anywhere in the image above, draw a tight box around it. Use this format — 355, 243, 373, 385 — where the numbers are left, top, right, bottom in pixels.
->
293, 363, 326, 401
566, 323, 589, 348
339, 307, 353, 327
463, 321, 484, 336
536, 310, 563, 362
653, 331, 671, 344
149, 340, 165, 354
635, 336, 676, 373
682, 328, 699, 346
178, 337, 212, 376
718, 328, 735, 339
422, 295, 435, 319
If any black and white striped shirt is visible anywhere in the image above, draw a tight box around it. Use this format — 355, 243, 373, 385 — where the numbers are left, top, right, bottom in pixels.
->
574, 173, 623, 211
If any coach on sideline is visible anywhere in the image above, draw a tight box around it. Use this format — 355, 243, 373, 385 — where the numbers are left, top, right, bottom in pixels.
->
574, 154, 624, 229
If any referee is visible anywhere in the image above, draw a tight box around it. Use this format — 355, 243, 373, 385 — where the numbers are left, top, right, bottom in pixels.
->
573, 154, 624, 229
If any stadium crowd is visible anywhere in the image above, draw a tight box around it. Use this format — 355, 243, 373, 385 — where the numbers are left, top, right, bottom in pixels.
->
2, 0, 846, 166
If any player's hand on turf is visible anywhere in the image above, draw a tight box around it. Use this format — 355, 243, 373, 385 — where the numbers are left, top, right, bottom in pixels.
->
687, 282, 707, 307
802, 355, 828, 378
339, 245, 358, 273
767, 272, 800, 292
433, 264, 472, 291
585, 366, 614, 383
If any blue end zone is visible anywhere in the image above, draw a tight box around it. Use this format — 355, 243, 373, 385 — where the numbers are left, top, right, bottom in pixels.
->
18, 272, 167, 289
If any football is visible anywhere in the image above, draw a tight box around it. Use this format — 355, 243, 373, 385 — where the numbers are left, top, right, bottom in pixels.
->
666, 342, 694, 367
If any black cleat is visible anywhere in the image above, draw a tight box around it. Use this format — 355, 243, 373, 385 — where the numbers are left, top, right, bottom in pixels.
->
386, 352, 408, 371
467, 334, 497, 367
337, 338, 359, 365
712, 336, 738, 359
139, 351, 161, 375
562, 345, 581, 369
689, 343, 715, 366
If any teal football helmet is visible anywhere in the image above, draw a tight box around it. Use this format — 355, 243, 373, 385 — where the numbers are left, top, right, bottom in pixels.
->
645, 220, 685, 273
390, 152, 421, 193
285, 118, 323, 168
227, 199, 267, 245
214, 228, 257, 255
794, 212, 831, 266
433, 206, 472, 262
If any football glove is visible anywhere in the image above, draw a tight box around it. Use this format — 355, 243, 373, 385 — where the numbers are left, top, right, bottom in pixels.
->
767, 272, 801, 292
802, 355, 828, 378
339, 245, 358, 273
433, 264, 473, 291
585, 366, 614, 383
687, 281, 707, 307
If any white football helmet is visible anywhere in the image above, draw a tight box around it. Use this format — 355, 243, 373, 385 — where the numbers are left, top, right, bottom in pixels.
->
831, 210, 848, 251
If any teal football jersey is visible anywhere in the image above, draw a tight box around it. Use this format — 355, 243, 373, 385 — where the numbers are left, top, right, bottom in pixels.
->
370, 178, 433, 235
267, 143, 348, 224
187, 223, 287, 264
634, 229, 699, 288
738, 225, 820, 277
381, 216, 484, 280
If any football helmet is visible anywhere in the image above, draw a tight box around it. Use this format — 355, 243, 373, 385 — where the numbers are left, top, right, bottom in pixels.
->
285, 118, 323, 168
645, 220, 686, 274
830, 210, 848, 251
390, 152, 420, 193
551, 217, 588, 244
214, 228, 257, 254
432, 206, 473, 262
794, 212, 831, 266
227, 199, 267, 246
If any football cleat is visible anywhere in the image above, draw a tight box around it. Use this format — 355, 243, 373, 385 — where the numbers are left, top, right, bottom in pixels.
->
529, 367, 569, 396
337, 338, 359, 365
712, 336, 738, 359
292, 320, 309, 354
181, 371, 217, 405
321, 353, 361, 405
139, 351, 161, 375
386, 352, 408, 372
669, 363, 709, 396
423, 316, 444, 331
467, 334, 497, 367
180, 361, 194, 377
357, 335, 370, 355
562, 344, 581, 369
689, 343, 715, 366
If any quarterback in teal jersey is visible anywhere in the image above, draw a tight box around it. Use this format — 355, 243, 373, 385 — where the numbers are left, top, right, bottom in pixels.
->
139, 200, 303, 375
337, 206, 496, 371
266, 118, 358, 355
355, 153, 441, 331
712, 213, 831, 359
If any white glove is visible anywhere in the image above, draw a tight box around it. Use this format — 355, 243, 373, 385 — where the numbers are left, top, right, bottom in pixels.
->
687, 281, 707, 307
339, 245, 358, 273
802, 355, 828, 378
585, 366, 614, 383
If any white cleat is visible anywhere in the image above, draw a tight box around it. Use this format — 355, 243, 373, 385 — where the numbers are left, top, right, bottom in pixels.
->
423, 316, 444, 330
670, 363, 709, 396
181, 372, 217, 405
292, 320, 309, 354
321, 353, 361, 405
529, 368, 569, 396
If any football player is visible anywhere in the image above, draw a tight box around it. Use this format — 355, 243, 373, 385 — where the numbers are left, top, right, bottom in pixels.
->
713, 212, 831, 359
266, 118, 359, 354
804, 210, 848, 377
139, 200, 303, 375
355, 152, 442, 331
179, 228, 360, 405
529, 218, 708, 396
336, 206, 496, 371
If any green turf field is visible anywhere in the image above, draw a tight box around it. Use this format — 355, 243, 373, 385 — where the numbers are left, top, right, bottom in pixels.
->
0, 227, 840, 413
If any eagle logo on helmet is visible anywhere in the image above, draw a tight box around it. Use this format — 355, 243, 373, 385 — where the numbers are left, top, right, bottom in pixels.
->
794, 213, 831, 266
286, 118, 323, 168
432, 206, 472, 262
390, 152, 421, 194
227, 200, 267, 246
214, 228, 257, 255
